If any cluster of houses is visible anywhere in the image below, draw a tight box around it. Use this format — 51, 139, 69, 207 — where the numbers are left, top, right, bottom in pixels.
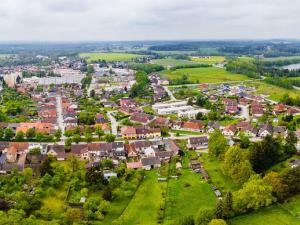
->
0, 139, 180, 172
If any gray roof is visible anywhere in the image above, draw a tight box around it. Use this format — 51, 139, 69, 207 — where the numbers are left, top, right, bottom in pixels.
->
141, 157, 160, 166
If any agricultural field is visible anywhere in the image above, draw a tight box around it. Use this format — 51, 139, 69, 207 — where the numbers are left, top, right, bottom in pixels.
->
248, 81, 300, 102
0, 54, 11, 59
161, 67, 249, 83
79, 53, 144, 62
228, 195, 300, 225
150, 58, 198, 67
190, 56, 225, 64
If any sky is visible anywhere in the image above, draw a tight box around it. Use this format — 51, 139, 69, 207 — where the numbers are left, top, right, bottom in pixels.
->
0, 0, 299, 41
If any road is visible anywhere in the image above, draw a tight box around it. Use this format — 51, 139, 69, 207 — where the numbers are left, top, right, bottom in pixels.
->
163, 86, 177, 101
238, 104, 250, 121
56, 95, 66, 140
107, 111, 118, 136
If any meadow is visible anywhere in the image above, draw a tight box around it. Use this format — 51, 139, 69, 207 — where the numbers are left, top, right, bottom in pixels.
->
150, 58, 198, 67
248, 81, 300, 101
161, 67, 249, 83
190, 56, 225, 64
79, 53, 144, 62
228, 195, 300, 225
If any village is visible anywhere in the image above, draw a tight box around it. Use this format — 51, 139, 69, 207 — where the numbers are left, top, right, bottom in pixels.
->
0, 52, 300, 225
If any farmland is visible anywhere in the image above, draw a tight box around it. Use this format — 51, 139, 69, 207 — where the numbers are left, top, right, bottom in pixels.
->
161, 67, 250, 83
247, 81, 300, 101
79, 53, 144, 62
190, 56, 225, 64
150, 58, 198, 67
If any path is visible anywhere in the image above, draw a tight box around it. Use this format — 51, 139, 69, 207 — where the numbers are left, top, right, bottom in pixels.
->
56, 95, 66, 140
163, 86, 177, 101
107, 111, 118, 136
238, 104, 250, 121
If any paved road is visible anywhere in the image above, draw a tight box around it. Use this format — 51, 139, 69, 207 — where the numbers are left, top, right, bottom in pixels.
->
238, 104, 250, 121
107, 111, 118, 136
163, 86, 177, 101
56, 95, 66, 140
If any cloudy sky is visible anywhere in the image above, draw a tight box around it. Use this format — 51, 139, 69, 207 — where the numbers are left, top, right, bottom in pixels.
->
0, 0, 299, 41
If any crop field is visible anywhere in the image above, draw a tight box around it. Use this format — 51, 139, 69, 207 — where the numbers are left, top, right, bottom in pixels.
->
248, 81, 300, 102
161, 67, 249, 83
228, 195, 300, 225
79, 53, 144, 62
150, 58, 198, 67
190, 56, 225, 64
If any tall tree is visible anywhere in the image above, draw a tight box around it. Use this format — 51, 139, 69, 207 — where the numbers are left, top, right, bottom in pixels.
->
208, 130, 228, 159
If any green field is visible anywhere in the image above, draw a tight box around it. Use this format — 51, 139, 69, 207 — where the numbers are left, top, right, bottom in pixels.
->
229, 195, 300, 225
151, 58, 198, 67
161, 67, 249, 83
120, 170, 166, 225
79, 53, 144, 62
202, 154, 240, 193
262, 56, 300, 61
190, 56, 225, 64
248, 81, 300, 101
164, 169, 216, 223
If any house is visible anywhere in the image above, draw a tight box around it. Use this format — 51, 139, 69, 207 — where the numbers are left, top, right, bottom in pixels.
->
141, 157, 161, 170
121, 126, 137, 139
127, 161, 143, 169
153, 117, 169, 127
187, 136, 208, 150
240, 125, 258, 137
286, 107, 300, 116
223, 98, 238, 114
182, 120, 205, 132
130, 113, 154, 124
5, 142, 29, 163
251, 101, 264, 117
103, 172, 117, 180
47, 145, 66, 161
207, 121, 221, 133
112, 142, 125, 158
222, 124, 237, 136
121, 126, 161, 139
273, 126, 287, 137
273, 104, 287, 115
119, 97, 139, 114
71, 144, 89, 160
296, 130, 300, 150
95, 114, 107, 124
125, 144, 138, 158
258, 123, 273, 138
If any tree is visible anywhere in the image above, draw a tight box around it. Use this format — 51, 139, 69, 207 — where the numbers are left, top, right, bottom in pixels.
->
196, 112, 204, 120
233, 175, 275, 214
239, 133, 250, 149
208, 219, 227, 225
174, 216, 195, 225
4, 128, 14, 141
284, 131, 297, 156
15, 131, 24, 142
263, 171, 288, 200
40, 158, 53, 176
72, 134, 81, 144
102, 187, 112, 201
195, 209, 215, 225
223, 146, 254, 184
281, 167, 300, 197
66, 208, 82, 224
215, 200, 225, 219
67, 154, 80, 173
90, 89, 96, 98
223, 192, 234, 218
105, 134, 116, 142
54, 129, 62, 141
95, 125, 104, 140
208, 130, 228, 159
84, 132, 93, 143
249, 135, 284, 173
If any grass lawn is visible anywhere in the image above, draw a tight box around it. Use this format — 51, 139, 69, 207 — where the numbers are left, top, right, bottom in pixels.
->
120, 170, 167, 225
283, 195, 300, 217
248, 81, 300, 101
201, 154, 240, 193
150, 58, 198, 67
161, 67, 249, 83
79, 53, 144, 62
171, 129, 203, 136
228, 204, 300, 225
190, 56, 225, 64
262, 56, 300, 61
164, 168, 216, 224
